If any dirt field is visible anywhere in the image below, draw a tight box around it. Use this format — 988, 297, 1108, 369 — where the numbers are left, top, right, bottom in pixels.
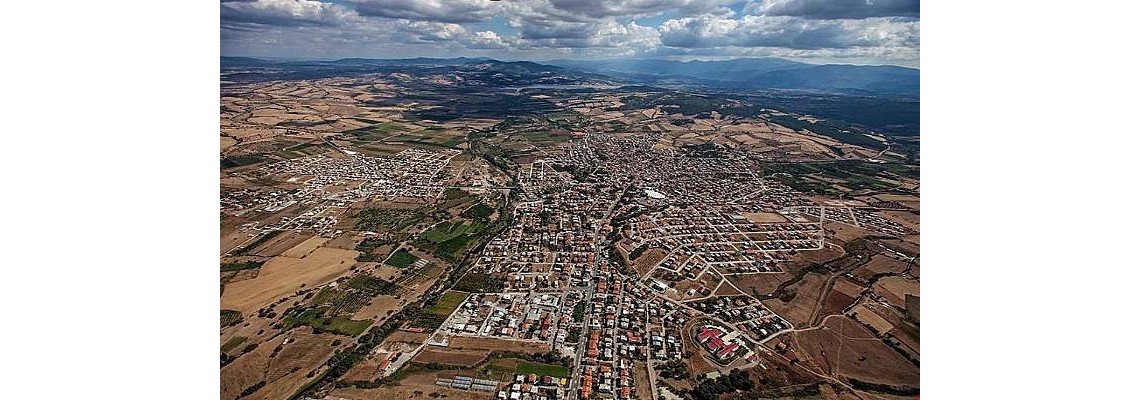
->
742, 211, 791, 223
382, 331, 430, 347
221, 230, 254, 255
342, 354, 386, 382
763, 272, 829, 328
232, 327, 342, 400
633, 248, 668, 277
713, 280, 744, 296
850, 305, 895, 335
329, 370, 494, 400
783, 245, 844, 276
221, 334, 287, 400
880, 210, 919, 230
412, 348, 489, 366
728, 273, 788, 297
853, 255, 909, 281
873, 276, 919, 309
792, 316, 918, 388
372, 265, 403, 281
824, 221, 870, 242
249, 231, 315, 258
447, 336, 552, 353
352, 295, 402, 321
819, 277, 864, 318
223, 268, 261, 285
749, 352, 824, 394
322, 231, 363, 250
221, 247, 360, 314
280, 236, 329, 258
633, 361, 651, 397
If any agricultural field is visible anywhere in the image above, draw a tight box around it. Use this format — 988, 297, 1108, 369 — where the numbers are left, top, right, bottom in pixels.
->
383, 249, 419, 268
221, 247, 359, 314
792, 316, 919, 390
425, 290, 469, 317
762, 272, 830, 328
489, 358, 570, 378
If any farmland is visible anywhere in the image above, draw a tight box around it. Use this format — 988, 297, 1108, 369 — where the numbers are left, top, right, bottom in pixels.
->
384, 249, 419, 268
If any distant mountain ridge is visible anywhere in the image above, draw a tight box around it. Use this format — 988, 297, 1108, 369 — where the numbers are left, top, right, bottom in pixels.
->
545, 58, 809, 78
221, 56, 918, 96
545, 58, 918, 97
220, 56, 614, 86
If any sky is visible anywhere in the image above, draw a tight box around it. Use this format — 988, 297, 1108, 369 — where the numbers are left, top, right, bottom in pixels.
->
221, 0, 919, 67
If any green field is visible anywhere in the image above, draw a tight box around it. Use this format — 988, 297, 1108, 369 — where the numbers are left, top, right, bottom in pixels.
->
518, 361, 569, 378
221, 309, 243, 328
426, 290, 469, 316
385, 249, 419, 268
491, 359, 570, 378
417, 220, 488, 261
221, 336, 247, 352
346, 122, 404, 141
353, 208, 424, 232
221, 261, 263, 273
462, 203, 495, 220
287, 308, 373, 337
452, 273, 505, 293
420, 221, 481, 243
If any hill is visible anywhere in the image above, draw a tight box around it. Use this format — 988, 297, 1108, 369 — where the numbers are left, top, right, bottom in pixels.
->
546, 58, 918, 97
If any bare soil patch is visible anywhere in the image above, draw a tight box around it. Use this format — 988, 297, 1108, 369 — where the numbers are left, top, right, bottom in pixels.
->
633, 361, 651, 397
850, 305, 895, 335
763, 272, 828, 328
872, 276, 919, 309
250, 231, 314, 258
352, 295, 402, 321
280, 236, 329, 258
221, 334, 286, 400
742, 212, 791, 223
853, 255, 909, 281
728, 273, 788, 297
819, 277, 864, 318
633, 248, 668, 277
447, 336, 552, 353
792, 316, 918, 388
413, 348, 489, 366
221, 247, 359, 314
824, 221, 869, 242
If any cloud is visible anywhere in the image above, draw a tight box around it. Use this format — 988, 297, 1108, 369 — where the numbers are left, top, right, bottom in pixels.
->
349, 0, 497, 23
745, 0, 920, 19
395, 21, 469, 43
221, 0, 919, 66
546, 0, 736, 19
464, 31, 512, 49
659, 14, 918, 50
221, 0, 359, 27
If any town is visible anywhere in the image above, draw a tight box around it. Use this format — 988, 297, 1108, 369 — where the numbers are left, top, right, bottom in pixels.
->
220, 61, 920, 400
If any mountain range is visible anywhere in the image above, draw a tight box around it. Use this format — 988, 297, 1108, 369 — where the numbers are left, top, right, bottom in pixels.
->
545, 58, 918, 97
222, 56, 918, 97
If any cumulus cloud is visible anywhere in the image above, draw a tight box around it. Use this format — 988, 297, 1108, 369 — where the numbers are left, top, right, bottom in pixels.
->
511, 20, 659, 51
745, 0, 920, 19
395, 21, 468, 43
465, 31, 512, 49
349, 0, 497, 23
221, 0, 919, 66
659, 14, 918, 50
547, 0, 736, 19
221, 0, 359, 27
